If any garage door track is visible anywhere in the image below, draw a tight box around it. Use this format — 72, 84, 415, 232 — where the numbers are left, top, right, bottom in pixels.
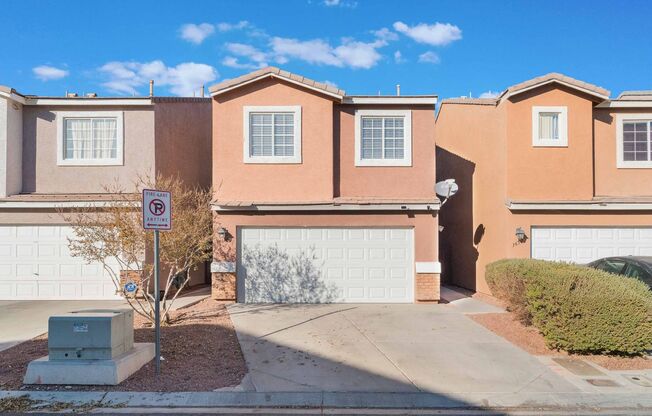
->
227, 303, 579, 394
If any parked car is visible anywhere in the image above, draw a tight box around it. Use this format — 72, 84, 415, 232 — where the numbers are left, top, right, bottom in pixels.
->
587, 256, 652, 289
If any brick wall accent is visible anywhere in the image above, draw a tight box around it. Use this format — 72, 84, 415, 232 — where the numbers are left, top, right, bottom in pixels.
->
415, 273, 440, 303
212, 272, 236, 301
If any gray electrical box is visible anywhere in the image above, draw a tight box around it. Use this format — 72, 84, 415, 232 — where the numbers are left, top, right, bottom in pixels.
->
48, 309, 134, 360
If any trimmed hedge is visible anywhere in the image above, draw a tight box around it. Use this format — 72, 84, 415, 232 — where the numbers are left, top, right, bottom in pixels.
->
486, 259, 652, 355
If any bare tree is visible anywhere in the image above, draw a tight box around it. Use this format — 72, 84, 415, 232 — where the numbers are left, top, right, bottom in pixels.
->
60, 174, 213, 324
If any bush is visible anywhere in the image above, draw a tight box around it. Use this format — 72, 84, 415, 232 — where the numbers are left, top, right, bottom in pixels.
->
486, 259, 652, 355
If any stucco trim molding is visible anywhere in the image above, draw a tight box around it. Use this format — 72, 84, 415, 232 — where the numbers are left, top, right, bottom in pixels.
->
211, 202, 440, 212
0, 200, 138, 209
507, 201, 652, 211
415, 262, 441, 274
211, 261, 236, 273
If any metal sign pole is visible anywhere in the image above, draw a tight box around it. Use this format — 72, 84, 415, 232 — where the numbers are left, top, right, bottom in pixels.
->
154, 229, 161, 375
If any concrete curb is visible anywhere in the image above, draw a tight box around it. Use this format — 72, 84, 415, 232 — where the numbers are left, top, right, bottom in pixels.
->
2, 390, 652, 411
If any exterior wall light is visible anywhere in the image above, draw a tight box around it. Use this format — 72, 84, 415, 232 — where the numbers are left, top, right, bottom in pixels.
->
217, 227, 228, 240
515, 227, 527, 243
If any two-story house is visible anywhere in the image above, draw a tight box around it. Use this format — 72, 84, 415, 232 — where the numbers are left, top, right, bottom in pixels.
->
435, 73, 652, 294
209, 67, 440, 303
0, 86, 211, 300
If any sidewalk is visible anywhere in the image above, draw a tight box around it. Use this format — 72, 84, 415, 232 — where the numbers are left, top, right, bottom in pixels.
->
2, 389, 652, 414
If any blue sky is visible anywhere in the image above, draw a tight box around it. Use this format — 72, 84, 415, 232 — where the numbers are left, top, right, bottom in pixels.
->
2, 0, 651, 99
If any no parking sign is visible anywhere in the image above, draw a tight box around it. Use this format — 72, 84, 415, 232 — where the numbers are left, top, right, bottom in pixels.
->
142, 189, 171, 231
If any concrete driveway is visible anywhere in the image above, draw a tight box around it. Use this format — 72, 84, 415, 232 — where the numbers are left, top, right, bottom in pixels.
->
227, 303, 580, 395
0, 299, 126, 352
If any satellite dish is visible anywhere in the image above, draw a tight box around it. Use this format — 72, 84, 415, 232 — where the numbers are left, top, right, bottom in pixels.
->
435, 179, 459, 199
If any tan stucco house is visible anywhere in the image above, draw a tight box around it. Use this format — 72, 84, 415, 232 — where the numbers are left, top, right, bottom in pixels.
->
435, 73, 652, 294
0, 86, 211, 300
209, 67, 440, 303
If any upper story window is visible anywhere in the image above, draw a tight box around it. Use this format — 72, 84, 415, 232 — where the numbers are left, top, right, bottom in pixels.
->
616, 114, 652, 168
532, 106, 568, 147
354, 109, 412, 167
56, 111, 124, 166
243, 106, 302, 164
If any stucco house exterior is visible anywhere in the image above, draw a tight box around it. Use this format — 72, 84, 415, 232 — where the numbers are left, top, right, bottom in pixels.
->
0, 86, 211, 300
209, 67, 440, 303
435, 73, 652, 294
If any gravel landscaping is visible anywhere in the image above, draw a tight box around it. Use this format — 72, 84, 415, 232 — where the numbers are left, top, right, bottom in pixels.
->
470, 312, 652, 370
0, 298, 247, 391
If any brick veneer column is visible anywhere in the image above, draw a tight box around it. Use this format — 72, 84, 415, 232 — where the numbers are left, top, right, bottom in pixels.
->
211, 272, 236, 301
415, 273, 440, 303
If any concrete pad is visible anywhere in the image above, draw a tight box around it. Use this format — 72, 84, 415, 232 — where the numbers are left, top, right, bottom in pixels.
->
440, 286, 505, 314
229, 304, 579, 395
552, 357, 606, 376
23, 343, 154, 385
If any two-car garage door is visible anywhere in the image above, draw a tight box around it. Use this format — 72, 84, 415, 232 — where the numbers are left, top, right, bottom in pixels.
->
237, 227, 414, 303
531, 227, 652, 264
0, 225, 120, 300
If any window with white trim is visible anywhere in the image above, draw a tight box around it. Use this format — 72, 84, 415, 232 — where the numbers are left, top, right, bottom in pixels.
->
532, 106, 568, 147
243, 106, 301, 164
616, 114, 652, 168
56, 111, 124, 166
354, 109, 412, 166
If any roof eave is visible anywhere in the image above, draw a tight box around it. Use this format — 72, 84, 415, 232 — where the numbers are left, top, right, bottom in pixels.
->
210, 72, 344, 100
500, 79, 609, 103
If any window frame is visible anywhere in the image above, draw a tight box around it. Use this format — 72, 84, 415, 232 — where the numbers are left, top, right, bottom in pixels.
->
616, 113, 652, 169
354, 109, 412, 167
531, 106, 568, 147
56, 111, 124, 166
243, 105, 302, 164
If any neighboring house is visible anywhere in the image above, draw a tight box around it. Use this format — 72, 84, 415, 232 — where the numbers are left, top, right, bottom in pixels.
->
209, 67, 440, 303
0, 86, 211, 300
435, 73, 652, 294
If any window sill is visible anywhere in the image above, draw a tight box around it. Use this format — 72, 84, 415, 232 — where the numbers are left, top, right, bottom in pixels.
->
617, 162, 652, 169
532, 141, 568, 148
243, 156, 302, 164
355, 159, 412, 167
57, 159, 124, 167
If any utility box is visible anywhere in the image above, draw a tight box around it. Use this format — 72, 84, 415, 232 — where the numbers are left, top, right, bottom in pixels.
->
48, 309, 134, 360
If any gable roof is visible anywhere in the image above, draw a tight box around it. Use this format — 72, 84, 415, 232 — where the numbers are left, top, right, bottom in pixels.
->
615, 90, 652, 101
209, 66, 345, 99
499, 72, 610, 102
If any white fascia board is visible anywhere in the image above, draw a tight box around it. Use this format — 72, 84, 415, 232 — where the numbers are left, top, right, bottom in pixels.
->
212, 203, 440, 212
211, 74, 343, 100
342, 96, 437, 105
501, 80, 609, 103
25, 98, 153, 106
0, 200, 140, 209
0, 91, 27, 104
596, 100, 652, 108
507, 202, 652, 211
415, 262, 441, 274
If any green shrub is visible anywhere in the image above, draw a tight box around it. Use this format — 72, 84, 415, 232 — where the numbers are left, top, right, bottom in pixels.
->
486, 258, 652, 355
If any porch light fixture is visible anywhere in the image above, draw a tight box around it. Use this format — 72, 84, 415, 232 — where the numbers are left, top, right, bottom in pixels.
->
217, 227, 228, 240
515, 227, 527, 243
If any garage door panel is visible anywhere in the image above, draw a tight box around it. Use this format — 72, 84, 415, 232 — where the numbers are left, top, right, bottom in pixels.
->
238, 227, 414, 303
532, 227, 652, 264
0, 225, 121, 300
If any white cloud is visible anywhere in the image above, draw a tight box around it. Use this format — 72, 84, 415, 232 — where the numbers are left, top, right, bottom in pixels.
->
374, 27, 399, 42
216, 21, 250, 32
179, 23, 215, 44
393, 21, 462, 46
323, 0, 357, 7
479, 90, 500, 98
99, 60, 218, 96
394, 50, 405, 63
222, 56, 259, 70
324, 0, 340, 4
271, 37, 385, 69
322, 80, 338, 88
33, 65, 69, 81
418, 51, 440, 64
225, 42, 269, 66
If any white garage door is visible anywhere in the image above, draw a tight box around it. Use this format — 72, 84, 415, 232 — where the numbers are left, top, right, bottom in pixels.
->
238, 227, 414, 303
531, 227, 652, 264
0, 225, 121, 300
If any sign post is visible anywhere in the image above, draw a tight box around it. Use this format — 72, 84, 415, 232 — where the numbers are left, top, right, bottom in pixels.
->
142, 189, 172, 375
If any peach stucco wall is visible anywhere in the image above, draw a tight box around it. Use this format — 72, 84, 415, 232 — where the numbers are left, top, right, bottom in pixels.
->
212, 78, 334, 203
22, 106, 156, 194
336, 105, 436, 199
505, 85, 595, 201
594, 107, 652, 197
435, 84, 652, 295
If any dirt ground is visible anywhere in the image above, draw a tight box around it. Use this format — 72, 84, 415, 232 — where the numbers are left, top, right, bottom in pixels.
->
470, 312, 652, 371
0, 298, 247, 391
